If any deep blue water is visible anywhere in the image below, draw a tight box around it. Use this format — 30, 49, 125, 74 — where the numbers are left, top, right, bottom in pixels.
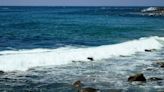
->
0, 6, 164, 50
0, 7, 164, 92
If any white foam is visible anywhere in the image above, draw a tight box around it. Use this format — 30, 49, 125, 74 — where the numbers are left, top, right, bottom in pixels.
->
0, 36, 164, 71
141, 7, 157, 12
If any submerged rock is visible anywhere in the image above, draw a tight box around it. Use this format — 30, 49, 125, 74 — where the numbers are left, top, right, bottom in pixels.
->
80, 87, 98, 92
119, 55, 130, 57
156, 62, 164, 68
148, 77, 163, 81
72, 60, 85, 64
128, 73, 146, 82
107, 89, 122, 92
145, 67, 158, 71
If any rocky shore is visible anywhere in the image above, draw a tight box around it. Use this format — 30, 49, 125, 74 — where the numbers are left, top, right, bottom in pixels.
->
0, 49, 164, 92
71, 49, 164, 92
71, 60, 164, 92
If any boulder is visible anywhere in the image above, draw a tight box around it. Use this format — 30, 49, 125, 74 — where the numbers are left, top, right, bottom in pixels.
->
128, 73, 146, 82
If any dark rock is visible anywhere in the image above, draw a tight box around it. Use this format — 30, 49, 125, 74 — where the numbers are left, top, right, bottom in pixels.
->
80, 87, 98, 92
87, 57, 94, 61
73, 80, 98, 92
161, 65, 164, 68
73, 80, 81, 88
148, 77, 163, 81
128, 73, 146, 82
145, 49, 156, 52
0, 70, 5, 75
145, 49, 151, 52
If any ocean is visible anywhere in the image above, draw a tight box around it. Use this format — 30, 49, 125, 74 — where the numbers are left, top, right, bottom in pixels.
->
0, 6, 164, 92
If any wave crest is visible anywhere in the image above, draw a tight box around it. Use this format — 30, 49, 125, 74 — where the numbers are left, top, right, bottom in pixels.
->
0, 36, 164, 71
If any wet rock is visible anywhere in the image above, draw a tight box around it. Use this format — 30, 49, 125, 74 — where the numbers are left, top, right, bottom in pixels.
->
73, 80, 98, 92
80, 87, 98, 92
148, 77, 163, 81
87, 57, 94, 61
145, 49, 156, 52
128, 73, 146, 82
73, 80, 81, 88
120, 55, 130, 57
161, 65, 164, 68
0, 70, 5, 75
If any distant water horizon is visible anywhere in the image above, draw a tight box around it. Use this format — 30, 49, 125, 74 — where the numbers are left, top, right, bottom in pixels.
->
1, 6, 164, 7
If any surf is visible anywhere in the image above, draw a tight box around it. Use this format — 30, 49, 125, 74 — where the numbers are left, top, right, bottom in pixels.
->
0, 36, 164, 71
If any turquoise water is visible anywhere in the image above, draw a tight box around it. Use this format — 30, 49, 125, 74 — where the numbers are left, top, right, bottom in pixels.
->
0, 6, 164, 92
0, 7, 164, 50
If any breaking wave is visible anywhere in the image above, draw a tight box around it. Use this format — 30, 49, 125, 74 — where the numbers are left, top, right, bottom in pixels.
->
0, 36, 164, 71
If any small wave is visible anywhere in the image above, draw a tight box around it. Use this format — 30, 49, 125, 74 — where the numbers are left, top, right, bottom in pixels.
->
1, 7, 9, 10
0, 36, 164, 71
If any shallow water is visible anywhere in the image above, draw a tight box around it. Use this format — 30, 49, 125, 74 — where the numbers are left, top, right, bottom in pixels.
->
0, 48, 164, 92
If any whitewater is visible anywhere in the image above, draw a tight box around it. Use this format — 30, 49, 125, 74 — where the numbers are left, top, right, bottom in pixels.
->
0, 36, 164, 71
